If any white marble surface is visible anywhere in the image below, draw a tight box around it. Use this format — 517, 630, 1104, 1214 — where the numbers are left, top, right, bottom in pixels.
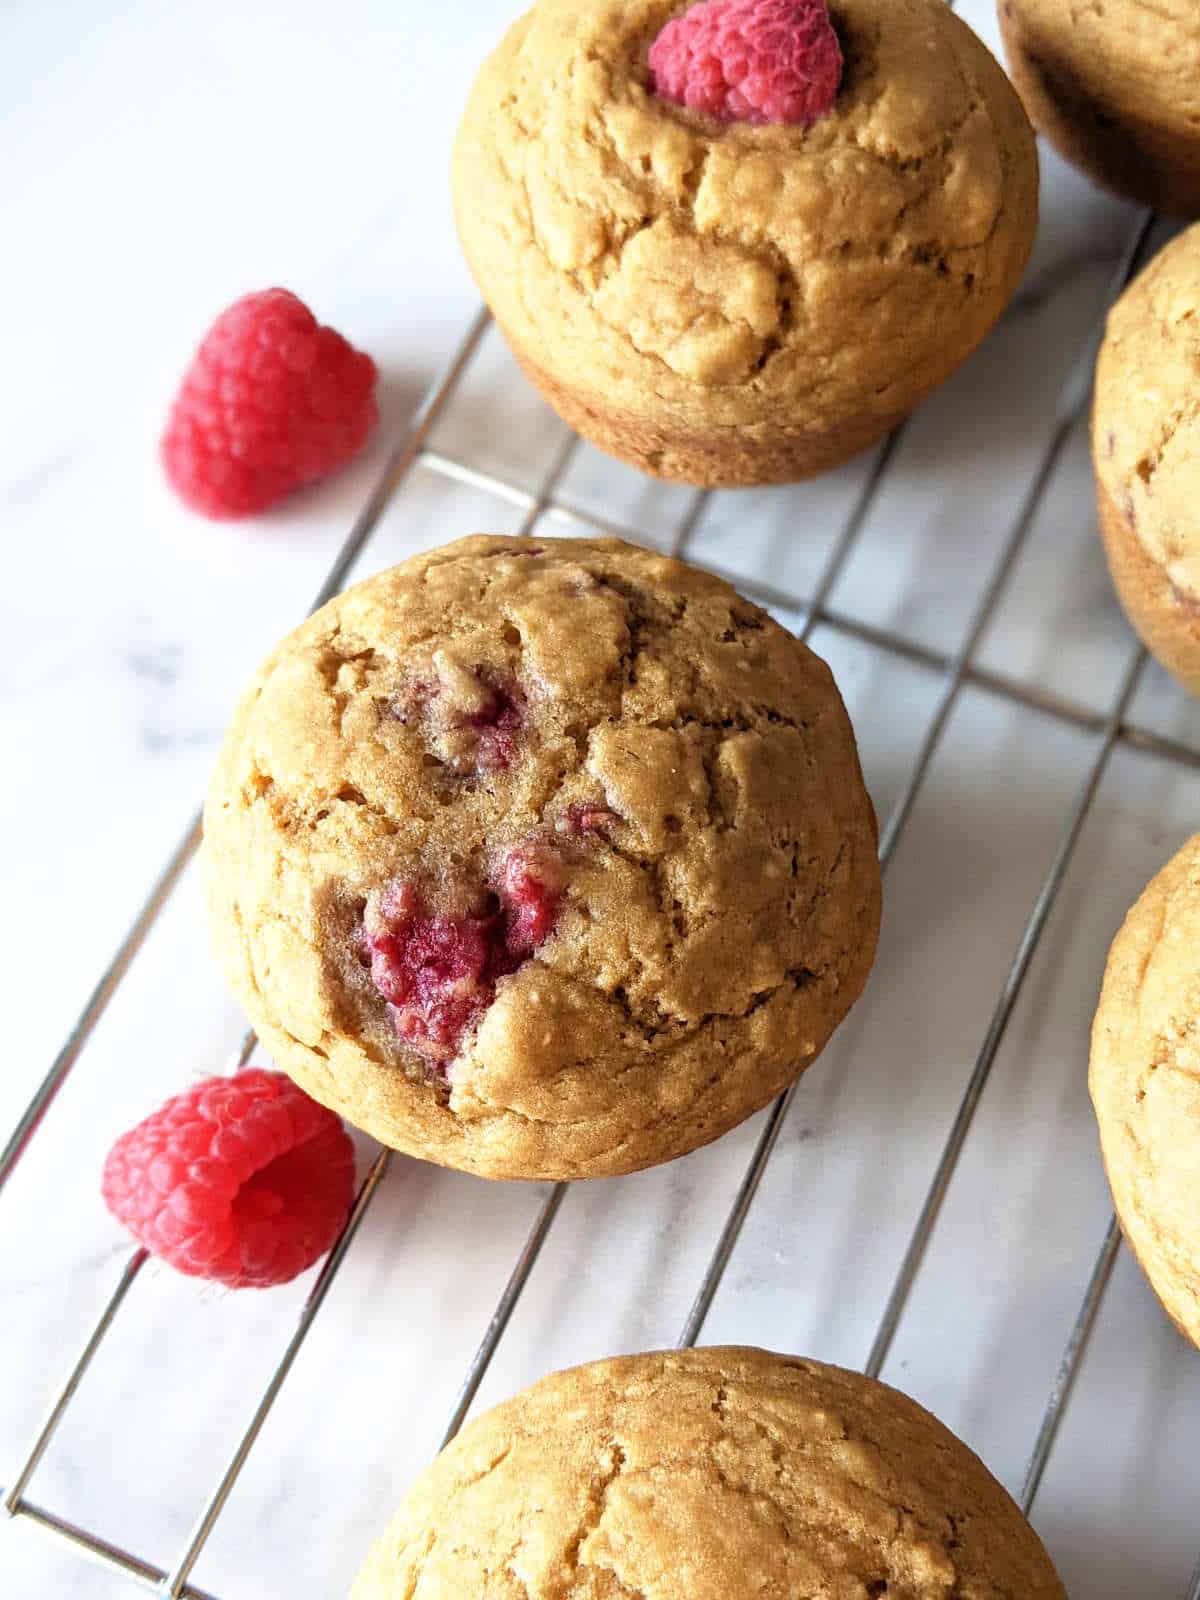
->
3, 3, 1199, 1596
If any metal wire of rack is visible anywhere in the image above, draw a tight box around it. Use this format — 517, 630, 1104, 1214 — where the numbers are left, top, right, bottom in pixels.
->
4, 195, 1200, 1599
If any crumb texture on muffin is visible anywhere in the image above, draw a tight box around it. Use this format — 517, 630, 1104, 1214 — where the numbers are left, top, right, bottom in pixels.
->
453, 0, 1036, 476
1095, 224, 1200, 598
203, 537, 880, 1181
1090, 836, 1200, 1349
999, 0, 1200, 215
351, 1346, 1067, 1598
1092, 224, 1200, 691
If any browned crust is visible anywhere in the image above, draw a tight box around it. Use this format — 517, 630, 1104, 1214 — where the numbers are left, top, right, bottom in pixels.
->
509, 333, 911, 487
1088, 838, 1200, 1350
1104, 1171, 1200, 1347
1095, 475, 1200, 696
203, 535, 884, 1183
999, 0, 1200, 217
354, 1348, 1068, 1599
457, 0, 1037, 490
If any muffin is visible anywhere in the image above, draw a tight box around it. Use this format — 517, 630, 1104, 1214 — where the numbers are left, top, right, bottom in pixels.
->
1090, 836, 1200, 1349
203, 536, 881, 1182
452, 0, 1038, 488
352, 1346, 1067, 1598
1093, 223, 1200, 696
999, 0, 1200, 216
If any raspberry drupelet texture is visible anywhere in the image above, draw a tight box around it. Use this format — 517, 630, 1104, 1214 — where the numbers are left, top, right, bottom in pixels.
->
648, 0, 843, 127
101, 1069, 356, 1287
362, 845, 567, 1071
161, 288, 378, 519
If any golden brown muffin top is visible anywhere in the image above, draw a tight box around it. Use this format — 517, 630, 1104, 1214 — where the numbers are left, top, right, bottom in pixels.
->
1090, 834, 1200, 1350
202, 536, 880, 1181
453, 0, 1036, 433
1095, 223, 1200, 600
352, 1346, 1067, 1599
1005, 0, 1200, 129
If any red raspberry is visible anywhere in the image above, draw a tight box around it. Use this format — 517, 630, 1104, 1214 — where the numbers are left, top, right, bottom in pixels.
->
161, 288, 378, 519
101, 1069, 356, 1288
460, 676, 524, 773
363, 848, 567, 1070
394, 668, 525, 776
500, 844, 566, 957
560, 801, 618, 837
649, 0, 843, 126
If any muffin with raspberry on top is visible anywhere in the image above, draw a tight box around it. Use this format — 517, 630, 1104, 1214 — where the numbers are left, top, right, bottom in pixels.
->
203, 536, 881, 1181
452, 0, 1038, 486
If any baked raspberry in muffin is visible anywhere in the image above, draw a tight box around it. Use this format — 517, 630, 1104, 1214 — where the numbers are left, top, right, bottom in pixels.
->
203, 536, 881, 1181
452, 0, 1038, 486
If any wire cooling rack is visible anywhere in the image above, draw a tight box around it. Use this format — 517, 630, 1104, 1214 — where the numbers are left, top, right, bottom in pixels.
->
4, 197, 1200, 1598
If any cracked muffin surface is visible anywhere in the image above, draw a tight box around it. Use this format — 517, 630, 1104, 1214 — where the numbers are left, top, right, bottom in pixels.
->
1090, 836, 1200, 1350
351, 1346, 1067, 1598
203, 535, 881, 1181
452, 0, 1038, 486
999, 0, 1200, 216
1093, 223, 1200, 695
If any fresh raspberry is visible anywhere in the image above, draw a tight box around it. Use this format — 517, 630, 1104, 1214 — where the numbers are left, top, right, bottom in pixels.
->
101, 1069, 356, 1288
161, 288, 378, 519
363, 848, 566, 1070
648, 0, 843, 126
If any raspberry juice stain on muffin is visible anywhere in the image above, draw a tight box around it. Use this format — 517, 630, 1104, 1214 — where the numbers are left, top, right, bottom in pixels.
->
390, 657, 526, 775
203, 536, 881, 1181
